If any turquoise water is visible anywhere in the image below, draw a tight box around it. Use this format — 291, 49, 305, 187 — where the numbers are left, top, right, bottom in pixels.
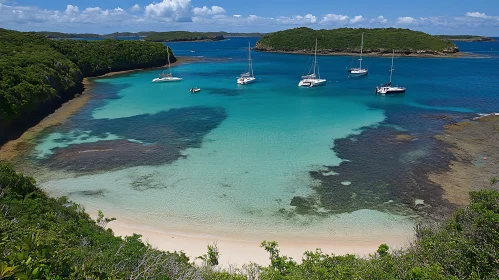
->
30, 38, 499, 242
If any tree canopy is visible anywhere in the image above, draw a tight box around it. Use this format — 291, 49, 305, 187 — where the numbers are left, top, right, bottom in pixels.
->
0, 28, 174, 121
255, 27, 458, 54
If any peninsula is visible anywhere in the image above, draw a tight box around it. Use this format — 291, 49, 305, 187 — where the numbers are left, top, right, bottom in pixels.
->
255, 27, 460, 56
0, 28, 175, 144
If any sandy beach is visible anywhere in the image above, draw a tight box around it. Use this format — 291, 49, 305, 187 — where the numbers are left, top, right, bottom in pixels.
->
102, 215, 413, 267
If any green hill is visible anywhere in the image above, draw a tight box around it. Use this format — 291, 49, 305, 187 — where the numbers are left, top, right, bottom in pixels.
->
0, 28, 174, 143
255, 27, 458, 55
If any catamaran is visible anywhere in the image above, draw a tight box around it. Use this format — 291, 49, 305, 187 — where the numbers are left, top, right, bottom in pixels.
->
237, 42, 256, 85
152, 49, 182, 83
349, 32, 368, 77
375, 50, 406, 95
299, 39, 326, 87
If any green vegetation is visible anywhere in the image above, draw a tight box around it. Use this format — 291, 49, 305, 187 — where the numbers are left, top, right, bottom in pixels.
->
0, 28, 174, 122
256, 27, 458, 54
47, 39, 174, 77
1, 163, 498, 279
144, 31, 226, 42
435, 35, 495, 42
143, 31, 262, 42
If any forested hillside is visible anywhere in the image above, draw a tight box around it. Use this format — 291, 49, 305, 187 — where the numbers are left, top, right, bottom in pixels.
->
255, 27, 458, 55
0, 28, 174, 143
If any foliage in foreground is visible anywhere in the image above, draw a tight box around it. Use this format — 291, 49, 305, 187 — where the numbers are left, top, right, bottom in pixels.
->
1, 163, 498, 279
255, 27, 458, 54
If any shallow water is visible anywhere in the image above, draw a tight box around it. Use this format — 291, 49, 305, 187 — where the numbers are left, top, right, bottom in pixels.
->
29, 37, 499, 243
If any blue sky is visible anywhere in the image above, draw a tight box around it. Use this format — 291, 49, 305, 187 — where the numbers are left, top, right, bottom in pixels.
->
1, 0, 498, 35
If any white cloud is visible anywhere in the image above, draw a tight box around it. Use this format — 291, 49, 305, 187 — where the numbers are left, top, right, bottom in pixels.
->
193, 5, 225, 16
277, 14, 317, 25
65, 5, 79, 16
144, 0, 193, 22
372, 15, 387, 23
130, 4, 141, 13
84, 7, 102, 14
397, 16, 417, 25
320, 14, 349, 24
0, 2, 498, 35
350, 15, 364, 24
466, 12, 488, 18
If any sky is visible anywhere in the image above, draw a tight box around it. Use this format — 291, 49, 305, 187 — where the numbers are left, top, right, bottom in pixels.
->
0, 0, 498, 35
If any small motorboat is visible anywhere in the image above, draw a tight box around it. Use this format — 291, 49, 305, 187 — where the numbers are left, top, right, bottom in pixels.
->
190, 87, 201, 93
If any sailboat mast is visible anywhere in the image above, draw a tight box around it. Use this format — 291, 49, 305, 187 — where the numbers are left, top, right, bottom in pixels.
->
248, 42, 253, 77
390, 50, 394, 83
167, 47, 172, 74
314, 38, 318, 76
359, 32, 363, 69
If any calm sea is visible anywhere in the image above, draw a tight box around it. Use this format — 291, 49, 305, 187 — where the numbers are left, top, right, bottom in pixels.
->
27, 37, 499, 243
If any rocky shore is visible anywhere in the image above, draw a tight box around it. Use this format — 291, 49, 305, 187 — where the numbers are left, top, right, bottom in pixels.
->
429, 114, 499, 205
254, 47, 466, 58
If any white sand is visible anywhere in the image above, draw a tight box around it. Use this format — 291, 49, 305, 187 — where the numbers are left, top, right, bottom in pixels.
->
107, 217, 413, 268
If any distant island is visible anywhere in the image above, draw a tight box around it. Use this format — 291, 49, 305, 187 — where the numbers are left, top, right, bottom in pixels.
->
255, 27, 460, 57
143, 31, 263, 42
143, 31, 225, 42
35, 31, 155, 39
434, 35, 496, 42
35, 31, 264, 40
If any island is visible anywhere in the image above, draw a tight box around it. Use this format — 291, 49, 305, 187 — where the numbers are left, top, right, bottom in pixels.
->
143, 31, 264, 42
255, 27, 460, 56
0, 28, 175, 144
143, 31, 225, 42
434, 35, 496, 42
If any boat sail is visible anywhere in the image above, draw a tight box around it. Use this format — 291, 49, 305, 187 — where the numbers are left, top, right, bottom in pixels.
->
152, 48, 182, 83
237, 42, 256, 85
375, 50, 406, 95
349, 32, 368, 76
298, 39, 326, 87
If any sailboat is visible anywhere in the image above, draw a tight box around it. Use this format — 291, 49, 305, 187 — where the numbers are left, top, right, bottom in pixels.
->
298, 39, 326, 87
349, 32, 368, 76
152, 48, 182, 83
375, 50, 406, 95
237, 42, 256, 85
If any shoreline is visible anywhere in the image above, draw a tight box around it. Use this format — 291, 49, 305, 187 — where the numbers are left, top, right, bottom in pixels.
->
96, 211, 413, 267
429, 114, 499, 205
254, 49, 473, 58
0, 56, 196, 162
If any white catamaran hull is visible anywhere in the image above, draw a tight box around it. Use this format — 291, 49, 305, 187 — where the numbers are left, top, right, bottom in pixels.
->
152, 77, 183, 83
298, 79, 327, 87
237, 77, 256, 85
375, 86, 406, 95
